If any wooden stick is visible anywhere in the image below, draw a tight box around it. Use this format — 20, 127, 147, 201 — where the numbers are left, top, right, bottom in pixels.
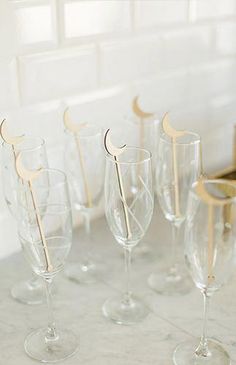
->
114, 155, 132, 240
75, 134, 93, 208
207, 204, 214, 284
104, 129, 131, 240
63, 109, 92, 208
29, 180, 53, 272
172, 137, 181, 218
15, 153, 53, 273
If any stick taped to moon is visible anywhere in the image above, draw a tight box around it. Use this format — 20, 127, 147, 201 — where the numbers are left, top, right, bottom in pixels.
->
104, 129, 131, 240
162, 113, 188, 218
16, 153, 53, 273
63, 108, 92, 208
195, 179, 234, 284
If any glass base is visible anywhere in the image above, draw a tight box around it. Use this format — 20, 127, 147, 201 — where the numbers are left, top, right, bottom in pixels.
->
102, 294, 149, 325
24, 328, 78, 363
173, 339, 230, 365
65, 261, 100, 284
11, 277, 45, 305
148, 269, 192, 296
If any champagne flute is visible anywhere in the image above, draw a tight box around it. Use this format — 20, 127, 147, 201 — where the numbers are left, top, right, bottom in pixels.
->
2, 136, 48, 304
18, 167, 78, 362
64, 124, 104, 284
148, 131, 201, 295
125, 113, 160, 258
102, 146, 154, 325
173, 179, 236, 365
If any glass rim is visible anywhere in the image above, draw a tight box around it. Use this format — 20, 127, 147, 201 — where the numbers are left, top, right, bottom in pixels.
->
34, 168, 67, 186
2, 136, 45, 152
191, 178, 236, 204
105, 146, 152, 165
64, 123, 102, 138
160, 131, 201, 146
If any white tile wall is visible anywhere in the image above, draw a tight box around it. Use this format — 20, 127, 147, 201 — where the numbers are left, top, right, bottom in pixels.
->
63, 0, 131, 38
135, 0, 189, 27
19, 45, 97, 103
1, 0, 236, 258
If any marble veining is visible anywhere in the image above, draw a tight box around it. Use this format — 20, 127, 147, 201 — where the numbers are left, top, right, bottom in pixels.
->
0, 207, 236, 364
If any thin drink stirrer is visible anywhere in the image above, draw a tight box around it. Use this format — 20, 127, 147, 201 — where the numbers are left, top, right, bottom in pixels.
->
195, 180, 234, 284
162, 113, 187, 218
132, 96, 154, 183
15, 153, 53, 272
63, 109, 93, 208
104, 129, 131, 240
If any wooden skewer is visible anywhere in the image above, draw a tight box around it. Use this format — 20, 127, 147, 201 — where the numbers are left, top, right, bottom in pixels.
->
15, 153, 53, 273
207, 204, 214, 284
132, 96, 154, 186
104, 129, 131, 240
172, 137, 180, 217
162, 113, 186, 218
63, 108, 93, 208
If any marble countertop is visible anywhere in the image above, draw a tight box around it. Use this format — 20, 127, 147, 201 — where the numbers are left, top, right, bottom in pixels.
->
1, 206, 236, 365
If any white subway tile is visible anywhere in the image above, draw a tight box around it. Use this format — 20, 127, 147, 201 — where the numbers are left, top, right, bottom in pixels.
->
202, 121, 235, 173
194, 0, 236, 20
63, 0, 131, 38
64, 86, 131, 136
4, 100, 63, 148
14, 0, 55, 46
132, 71, 189, 116
162, 27, 214, 70
0, 58, 19, 109
216, 22, 236, 55
135, 0, 188, 28
100, 36, 162, 86
19, 46, 98, 103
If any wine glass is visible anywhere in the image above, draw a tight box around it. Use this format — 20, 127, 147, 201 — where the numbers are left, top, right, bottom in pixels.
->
18, 167, 78, 362
102, 146, 154, 325
173, 179, 236, 365
125, 114, 160, 258
148, 131, 201, 295
64, 124, 104, 284
1, 137, 48, 304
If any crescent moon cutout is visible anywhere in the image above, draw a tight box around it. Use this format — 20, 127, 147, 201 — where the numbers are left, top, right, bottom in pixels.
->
0, 119, 25, 145
162, 113, 186, 139
104, 129, 126, 157
63, 108, 87, 133
132, 96, 154, 119
15, 153, 42, 182
195, 179, 233, 206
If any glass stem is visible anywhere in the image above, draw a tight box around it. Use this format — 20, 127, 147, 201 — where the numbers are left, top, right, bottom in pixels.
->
195, 291, 211, 357
82, 210, 92, 267
123, 246, 132, 305
169, 222, 181, 278
44, 277, 58, 342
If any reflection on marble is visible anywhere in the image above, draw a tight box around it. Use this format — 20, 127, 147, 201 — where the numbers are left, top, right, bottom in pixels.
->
0, 206, 236, 364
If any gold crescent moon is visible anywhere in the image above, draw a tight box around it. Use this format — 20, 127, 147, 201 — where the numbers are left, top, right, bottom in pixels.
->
132, 96, 154, 119
195, 179, 233, 206
162, 112, 186, 138
15, 153, 42, 181
104, 129, 126, 157
63, 108, 87, 133
0, 119, 25, 145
